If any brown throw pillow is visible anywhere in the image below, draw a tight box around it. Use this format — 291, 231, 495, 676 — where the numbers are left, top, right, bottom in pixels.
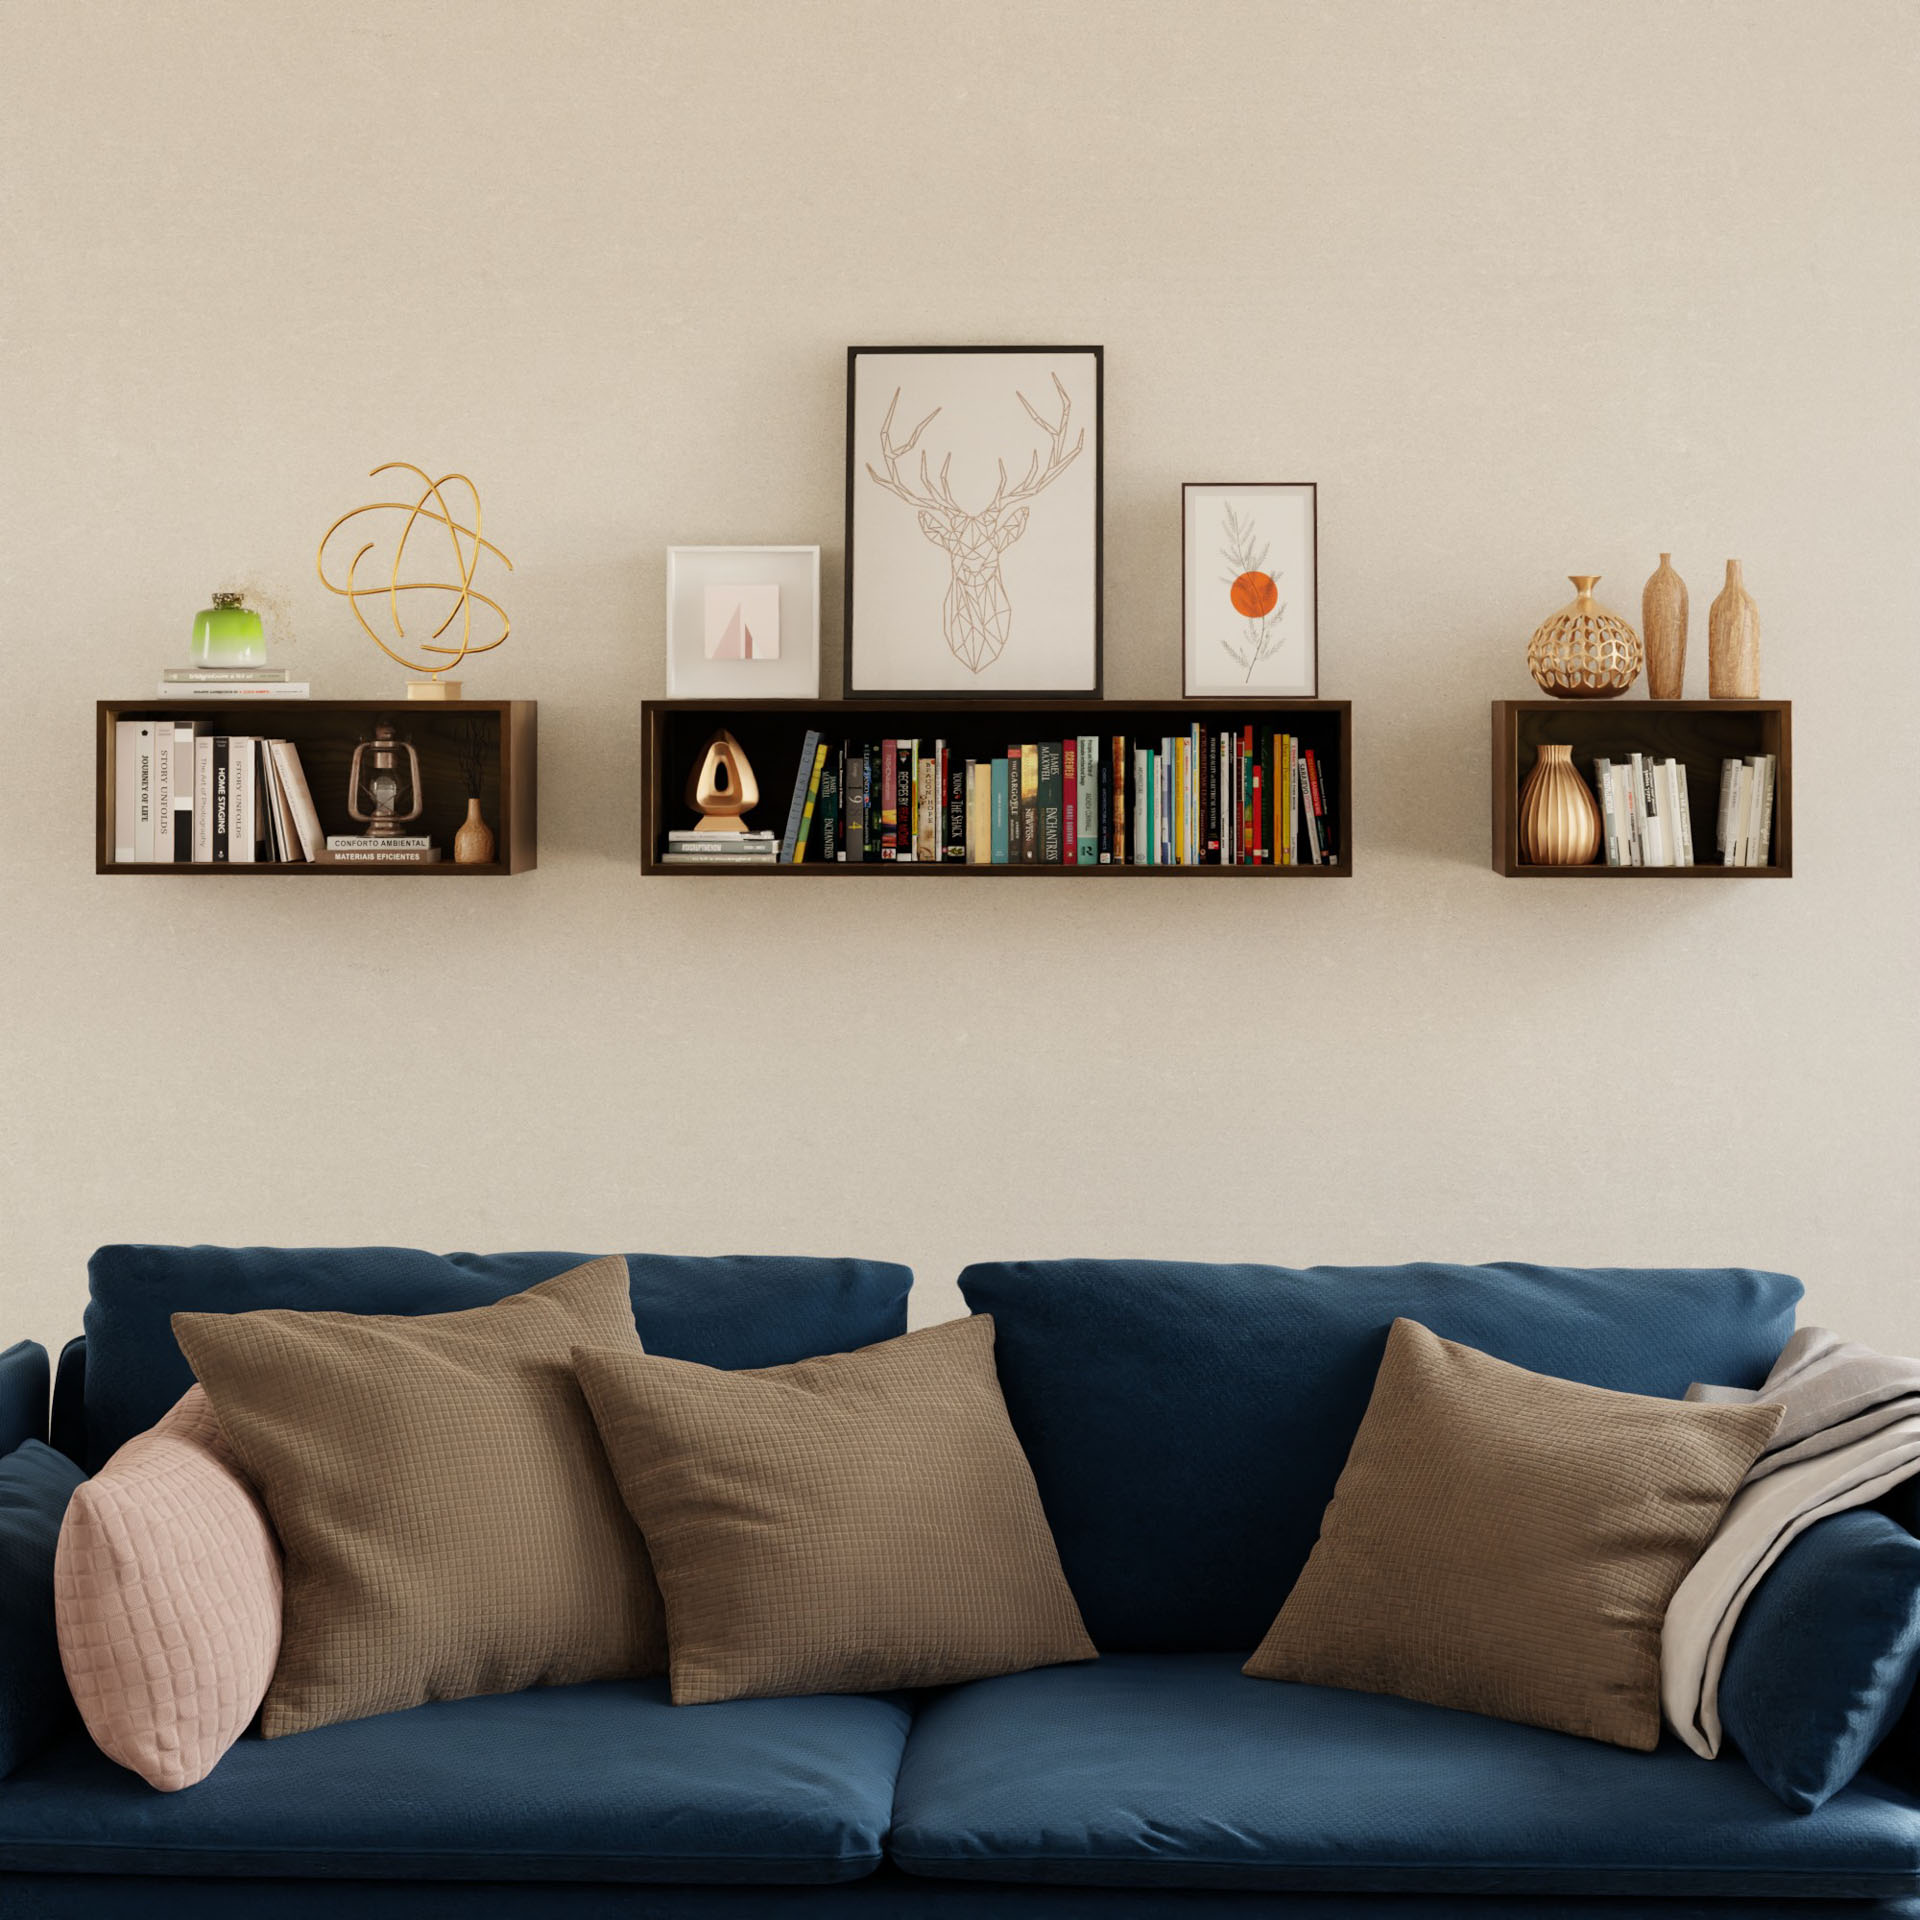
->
573, 1315, 1095, 1705
173, 1255, 663, 1737
1244, 1317, 1781, 1749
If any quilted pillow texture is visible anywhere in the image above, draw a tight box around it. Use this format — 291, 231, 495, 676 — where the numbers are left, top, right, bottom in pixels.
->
1246, 1318, 1782, 1749
54, 1386, 280, 1791
173, 1255, 662, 1738
576, 1315, 1096, 1705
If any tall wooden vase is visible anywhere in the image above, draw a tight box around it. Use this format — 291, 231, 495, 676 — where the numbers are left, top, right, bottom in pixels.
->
1519, 744, 1601, 866
454, 798, 496, 865
1642, 554, 1688, 699
1708, 560, 1760, 698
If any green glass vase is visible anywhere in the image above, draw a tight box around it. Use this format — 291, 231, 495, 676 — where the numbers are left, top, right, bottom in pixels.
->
190, 591, 265, 669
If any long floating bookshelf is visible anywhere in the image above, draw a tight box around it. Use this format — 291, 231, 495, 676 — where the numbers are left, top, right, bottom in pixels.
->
1492, 699, 1790, 878
643, 698, 1352, 877
96, 699, 537, 876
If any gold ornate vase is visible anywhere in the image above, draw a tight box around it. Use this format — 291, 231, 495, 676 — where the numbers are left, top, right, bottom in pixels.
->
1519, 744, 1602, 865
1527, 575, 1643, 698
1708, 559, 1760, 698
1642, 554, 1688, 700
454, 799, 496, 865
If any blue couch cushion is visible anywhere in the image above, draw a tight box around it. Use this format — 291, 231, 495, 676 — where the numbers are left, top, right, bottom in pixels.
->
0, 1342, 49, 1456
0, 1679, 909, 1883
1722, 1506, 1920, 1811
82, 1247, 911, 1467
958, 1259, 1800, 1650
889, 1653, 1920, 1898
0, 1441, 85, 1779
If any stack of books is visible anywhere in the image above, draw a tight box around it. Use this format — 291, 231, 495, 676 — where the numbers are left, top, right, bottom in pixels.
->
754, 725, 1336, 868
1714, 754, 1778, 867
159, 667, 310, 699
318, 836, 442, 866
1592, 755, 1697, 867
659, 830, 778, 867
113, 720, 325, 864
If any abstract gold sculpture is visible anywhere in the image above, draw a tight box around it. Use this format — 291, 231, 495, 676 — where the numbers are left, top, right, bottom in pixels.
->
1527, 575, 1642, 698
686, 731, 759, 832
317, 463, 512, 699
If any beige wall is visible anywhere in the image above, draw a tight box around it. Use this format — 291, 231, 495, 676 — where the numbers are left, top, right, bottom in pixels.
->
3, 0, 1916, 1364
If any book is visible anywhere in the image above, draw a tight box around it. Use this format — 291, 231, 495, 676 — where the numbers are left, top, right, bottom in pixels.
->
879, 739, 899, 859
844, 746, 865, 863
1593, 757, 1623, 866
779, 729, 823, 863
1716, 759, 1739, 860
128, 721, 156, 861
1097, 737, 1112, 863
1020, 743, 1040, 863
1110, 734, 1126, 865
1034, 740, 1060, 863
317, 847, 443, 864
817, 753, 840, 862
162, 666, 293, 682
193, 737, 214, 861
211, 736, 230, 863
1673, 762, 1697, 867
897, 739, 916, 862
1630, 753, 1663, 866
916, 751, 937, 862
172, 723, 196, 859
271, 742, 324, 862
666, 830, 776, 848
1752, 754, 1776, 866
1299, 757, 1322, 864
1727, 759, 1754, 865
1077, 734, 1097, 866
660, 848, 775, 865
150, 722, 174, 865
990, 758, 1010, 865
230, 735, 257, 864
945, 747, 967, 861
793, 740, 829, 863
256, 742, 287, 861
1062, 738, 1077, 866
157, 682, 311, 699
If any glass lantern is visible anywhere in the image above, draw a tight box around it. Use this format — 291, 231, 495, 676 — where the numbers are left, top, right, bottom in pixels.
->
347, 725, 424, 838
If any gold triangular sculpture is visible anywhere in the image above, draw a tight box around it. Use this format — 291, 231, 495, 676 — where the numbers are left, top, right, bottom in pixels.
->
686, 730, 759, 832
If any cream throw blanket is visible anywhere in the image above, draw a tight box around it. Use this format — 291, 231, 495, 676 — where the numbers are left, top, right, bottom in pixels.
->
1662, 1327, 1920, 1758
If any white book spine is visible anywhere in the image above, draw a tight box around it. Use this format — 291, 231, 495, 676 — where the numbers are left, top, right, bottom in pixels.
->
132, 722, 156, 861
1658, 760, 1682, 867
1619, 764, 1642, 866
150, 724, 174, 864
229, 736, 256, 864
1671, 760, 1696, 867
1753, 754, 1776, 866
1635, 753, 1668, 866
194, 739, 215, 861
272, 742, 324, 862
114, 721, 139, 861
173, 724, 196, 860
1730, 761, 1755, 866
1592, 758, 1621, 866
1717, 758, 1739, 861
1300, 757, 1322, 863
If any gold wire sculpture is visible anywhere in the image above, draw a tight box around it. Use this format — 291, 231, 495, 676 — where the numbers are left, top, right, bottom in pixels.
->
317, 463, 513, 691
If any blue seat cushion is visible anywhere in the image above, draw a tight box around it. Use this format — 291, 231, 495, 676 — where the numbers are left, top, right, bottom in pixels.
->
81, 1246, 910, 1467
0, 1441, 85, 1779
0, 1342, 49, 1456
1722, 1506, 1920, 1811
889, 1653, 1920, 1898
959, 1259, 1800, 1649
0, 1680, 909, 1883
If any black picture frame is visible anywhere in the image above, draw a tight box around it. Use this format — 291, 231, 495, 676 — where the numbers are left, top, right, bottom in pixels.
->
844, 344, 1104, 699
1181, 481, 1320, 699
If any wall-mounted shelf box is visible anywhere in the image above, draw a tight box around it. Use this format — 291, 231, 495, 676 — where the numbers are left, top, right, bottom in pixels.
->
642, 698, 1352, 876
1491, 699, 1790, 877
97, 699, 537, 875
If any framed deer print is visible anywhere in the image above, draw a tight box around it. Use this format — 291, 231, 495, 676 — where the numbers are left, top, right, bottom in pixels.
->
1182, 482, 1319, 697
846, 345, 1102, 696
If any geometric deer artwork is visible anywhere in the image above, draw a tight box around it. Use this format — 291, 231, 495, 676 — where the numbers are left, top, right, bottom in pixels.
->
865, 375, 1083, 674
846, 346, 1103, 695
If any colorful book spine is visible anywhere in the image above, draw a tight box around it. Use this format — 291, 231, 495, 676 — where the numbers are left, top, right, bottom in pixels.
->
817, 753, 840, 862
1020, 743, 1040, 864
1111, 734, 1126, 864
879, 739, 898, 859
791, 740, 829, 863
780, 728, 824, 863
991, 757, 1010, 864
1062, 738, 1077, 865
945, 747, 967, 861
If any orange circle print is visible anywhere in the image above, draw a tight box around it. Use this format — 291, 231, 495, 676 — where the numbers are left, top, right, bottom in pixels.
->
1230, 571, 1278, 618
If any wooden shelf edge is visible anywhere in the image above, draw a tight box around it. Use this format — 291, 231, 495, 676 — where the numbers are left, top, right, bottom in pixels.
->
641, 863, 1352, 878
96, 863, 520, 877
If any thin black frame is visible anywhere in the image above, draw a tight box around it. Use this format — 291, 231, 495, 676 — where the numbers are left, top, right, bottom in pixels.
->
845, 344, 1104, 699
1181, 481, 1320, 699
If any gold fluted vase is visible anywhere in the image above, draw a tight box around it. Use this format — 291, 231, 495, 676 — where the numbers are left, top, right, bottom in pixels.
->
1519, 744, 1602, 865
1527, 575, 1643, 698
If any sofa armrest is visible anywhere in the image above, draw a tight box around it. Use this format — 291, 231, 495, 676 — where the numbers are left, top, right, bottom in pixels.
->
0, 1342, 49, 1456
49, 1336, 86, 1468
0, 1439, 84, 1777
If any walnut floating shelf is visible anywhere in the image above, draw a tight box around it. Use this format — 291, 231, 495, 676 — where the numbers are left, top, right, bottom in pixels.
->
643, 698, 1352, 876
1491, 699, 1790, 878
96, 699, 536, 876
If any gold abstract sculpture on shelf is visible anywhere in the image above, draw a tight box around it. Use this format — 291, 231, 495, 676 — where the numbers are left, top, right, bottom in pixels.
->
1708, 559, 1761, 698
1642, 555, 1689, 700
317, 463, 512, 700
686, 731, 759, 832
1519, 744, 1602, 865
1527, 575, 1642, 698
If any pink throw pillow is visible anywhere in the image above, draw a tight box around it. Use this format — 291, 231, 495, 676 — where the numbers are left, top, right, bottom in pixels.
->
55, 1386, 281, 1791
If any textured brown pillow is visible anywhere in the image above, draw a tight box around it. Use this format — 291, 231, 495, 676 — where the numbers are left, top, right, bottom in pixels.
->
173, 1256, 663, 1737
573, 1315, 1095, 1705
1244, 1317, 1781, 1749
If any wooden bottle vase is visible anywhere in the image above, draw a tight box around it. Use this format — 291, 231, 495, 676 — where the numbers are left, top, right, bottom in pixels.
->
454, 798, 496, 865
1708, 560, 1760, 699
1641, 554, 1688, 700
1519, 744, 1601, 865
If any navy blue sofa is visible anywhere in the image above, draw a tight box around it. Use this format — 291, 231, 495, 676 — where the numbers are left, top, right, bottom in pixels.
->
2, 1248, 1918, 1919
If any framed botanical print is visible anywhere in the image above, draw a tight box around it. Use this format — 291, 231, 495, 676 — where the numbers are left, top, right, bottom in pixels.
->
1182, 482, 1318, 697
846, 345, 1102, 697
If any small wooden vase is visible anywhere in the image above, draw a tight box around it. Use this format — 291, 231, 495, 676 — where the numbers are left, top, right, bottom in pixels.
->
454, 798, 496, 865
1642, 554, 1688, 699
1527, 575, 1642, 698
1708, 560, 1760, 698
1519, 744, 1601, 865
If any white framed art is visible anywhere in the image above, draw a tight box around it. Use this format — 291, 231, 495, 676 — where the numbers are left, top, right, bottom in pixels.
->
665, 546, 821, 698
1182, 483, 1318, 697
846, 345, 1102, 697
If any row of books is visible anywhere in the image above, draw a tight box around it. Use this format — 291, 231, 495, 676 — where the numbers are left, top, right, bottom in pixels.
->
1589, 753, 1775, 868
733, 728, 1337, 867
111, 721, 438, 865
